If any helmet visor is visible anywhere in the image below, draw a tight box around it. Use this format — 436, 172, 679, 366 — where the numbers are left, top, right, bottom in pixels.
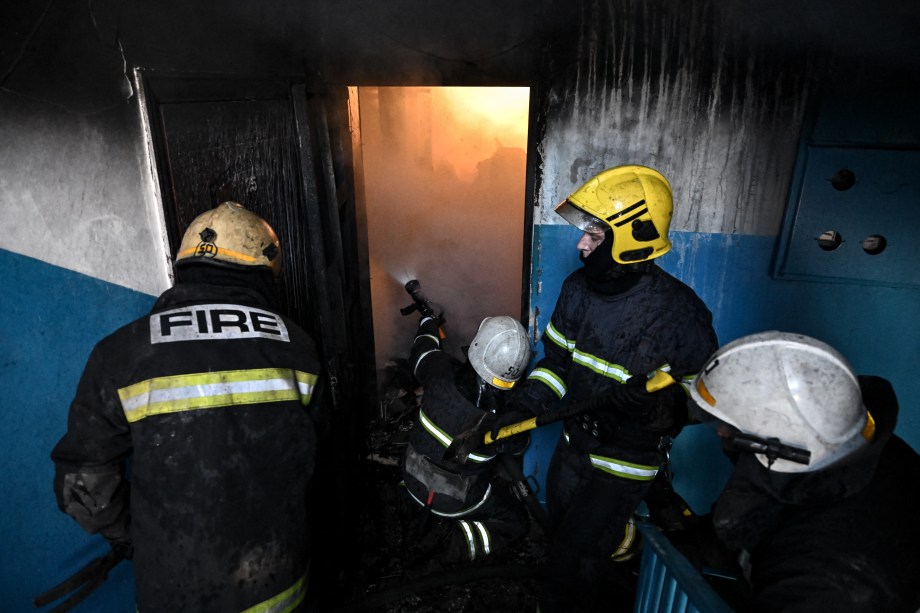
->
554, 199, 608, 233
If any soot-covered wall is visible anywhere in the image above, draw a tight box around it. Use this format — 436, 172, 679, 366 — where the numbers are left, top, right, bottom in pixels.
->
2, 0, 920, 610
524, 1, 920, 511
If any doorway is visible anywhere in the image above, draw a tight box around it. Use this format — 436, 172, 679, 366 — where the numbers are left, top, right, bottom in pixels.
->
352, 86, 531, 410
137, 74, 368, 604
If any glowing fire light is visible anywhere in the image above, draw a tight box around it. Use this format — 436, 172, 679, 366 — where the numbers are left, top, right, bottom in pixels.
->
432, 87, 529, 181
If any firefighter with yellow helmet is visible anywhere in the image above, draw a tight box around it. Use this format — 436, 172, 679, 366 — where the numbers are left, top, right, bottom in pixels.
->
52, 202, 324, 612
499, 165, 718, 612
687, 332, 920, 612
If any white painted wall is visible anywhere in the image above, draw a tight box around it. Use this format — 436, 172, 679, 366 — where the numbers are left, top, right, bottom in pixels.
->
0, 83, 169, 296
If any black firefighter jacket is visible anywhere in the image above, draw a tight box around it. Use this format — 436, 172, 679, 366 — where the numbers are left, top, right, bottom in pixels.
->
52, 281, 323, 613
403, 316, 500, 515
513, 264, 718, 460
711, 376, 920, 613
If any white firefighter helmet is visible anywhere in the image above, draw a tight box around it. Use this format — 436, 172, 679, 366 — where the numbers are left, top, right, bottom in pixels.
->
467, 316, 531, 390
176, 202, 282, 276
689, 331, 873, 473
554, 165, 673, 264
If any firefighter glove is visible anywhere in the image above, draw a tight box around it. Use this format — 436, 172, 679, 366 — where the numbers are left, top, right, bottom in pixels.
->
489, 404, 533, 441
604, 376, 659, 416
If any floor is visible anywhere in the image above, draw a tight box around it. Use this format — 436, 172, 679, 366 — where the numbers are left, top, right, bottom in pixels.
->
330, 359, 548, 612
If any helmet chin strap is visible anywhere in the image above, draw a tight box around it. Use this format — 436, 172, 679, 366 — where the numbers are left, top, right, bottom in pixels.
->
473, 375, 504, 412
457, 361, 502, 412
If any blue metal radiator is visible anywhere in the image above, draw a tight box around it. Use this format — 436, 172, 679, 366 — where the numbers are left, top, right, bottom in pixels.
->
634, 521, 735, 613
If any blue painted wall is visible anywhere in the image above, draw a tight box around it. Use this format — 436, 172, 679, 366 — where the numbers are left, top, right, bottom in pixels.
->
0, 249, 155, 612
523, 226, 920, 513
8, 224, 917, 609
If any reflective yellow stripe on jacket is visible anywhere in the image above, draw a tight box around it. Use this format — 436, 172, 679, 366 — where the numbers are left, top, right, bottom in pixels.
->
541, 321, 632, 386
418, 408, 495, 463
588, 454, 658, 481
118, 368, 318, 423
241, 573, 308, 613
563, 430, 659, 481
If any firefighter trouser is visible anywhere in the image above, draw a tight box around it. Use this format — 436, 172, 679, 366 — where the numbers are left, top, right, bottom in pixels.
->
540, 434, 660, 613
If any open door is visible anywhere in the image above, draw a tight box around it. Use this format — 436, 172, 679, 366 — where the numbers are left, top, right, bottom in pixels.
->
136, 73, 371, 605
351, 86, 532, 412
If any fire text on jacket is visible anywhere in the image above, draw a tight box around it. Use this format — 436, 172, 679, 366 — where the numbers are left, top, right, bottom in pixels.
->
150, 303, 290, 343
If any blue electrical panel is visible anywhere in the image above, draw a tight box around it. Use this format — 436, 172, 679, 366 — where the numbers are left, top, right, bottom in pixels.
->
774, 145, 920, 288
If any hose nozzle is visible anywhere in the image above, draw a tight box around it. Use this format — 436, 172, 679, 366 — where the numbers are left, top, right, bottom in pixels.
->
400, 279, 441, 323
405, 279, 423, 301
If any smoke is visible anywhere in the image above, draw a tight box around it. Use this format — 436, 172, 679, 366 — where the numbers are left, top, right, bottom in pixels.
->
358, 86, 529, 379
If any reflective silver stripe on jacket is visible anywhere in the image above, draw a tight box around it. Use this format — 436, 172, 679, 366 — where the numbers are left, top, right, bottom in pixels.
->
544, 321, 576, 351
458, 519, 492, 560
528, 367, 567, 398
412, 348, 439, 375
406, 482, 494, 518
563, 430, 659, 481
543, 322, 632, 383
418, 409, 495, 463
588, 455, 658, 481
118, 368, 317, 423
571, 350, 630, 382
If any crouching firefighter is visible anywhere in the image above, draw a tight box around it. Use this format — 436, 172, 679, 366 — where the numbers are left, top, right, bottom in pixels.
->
401, 314, 533, 570
50, 202, 326, 612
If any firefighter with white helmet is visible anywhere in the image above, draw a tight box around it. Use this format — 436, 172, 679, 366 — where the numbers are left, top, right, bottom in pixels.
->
500, 165, 718, 612
467, 315, 531, 389
52, 202, 325, 612
400, 308, 533, 569
688, 332, 920, 612
690, 331, 871, 473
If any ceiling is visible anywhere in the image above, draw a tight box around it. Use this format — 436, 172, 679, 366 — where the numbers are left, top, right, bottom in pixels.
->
1, 0, 919, 114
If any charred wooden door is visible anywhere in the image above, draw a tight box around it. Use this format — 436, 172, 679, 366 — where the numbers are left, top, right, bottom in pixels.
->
138, 74, 368, 605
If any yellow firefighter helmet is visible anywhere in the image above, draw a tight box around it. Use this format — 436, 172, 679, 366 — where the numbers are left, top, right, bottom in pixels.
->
176, 202, 282, 277
555, 165, 673, 264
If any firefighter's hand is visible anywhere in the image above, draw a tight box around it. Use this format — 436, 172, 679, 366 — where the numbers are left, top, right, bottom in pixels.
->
604, 377, 658, 416
645, 386, 690, 435
418, 313, 445, 334
108, 538, 134, 560
491, 430, 531, 455
101, 517, 134, 560
418, 315, 439, 331
467, 410, 529, 456
489, 405, 533, 441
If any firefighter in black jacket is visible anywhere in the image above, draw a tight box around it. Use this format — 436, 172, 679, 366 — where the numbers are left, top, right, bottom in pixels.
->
401, 314, 532, 568
687, 332, 920, 613
51, 202, 325, 612
500, 165, 718, 612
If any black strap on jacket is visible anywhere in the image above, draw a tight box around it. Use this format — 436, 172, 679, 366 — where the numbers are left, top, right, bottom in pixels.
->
33, 548, 125, 612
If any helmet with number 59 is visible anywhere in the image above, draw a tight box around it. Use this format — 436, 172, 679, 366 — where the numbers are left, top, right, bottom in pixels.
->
176, 202, 282, 277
